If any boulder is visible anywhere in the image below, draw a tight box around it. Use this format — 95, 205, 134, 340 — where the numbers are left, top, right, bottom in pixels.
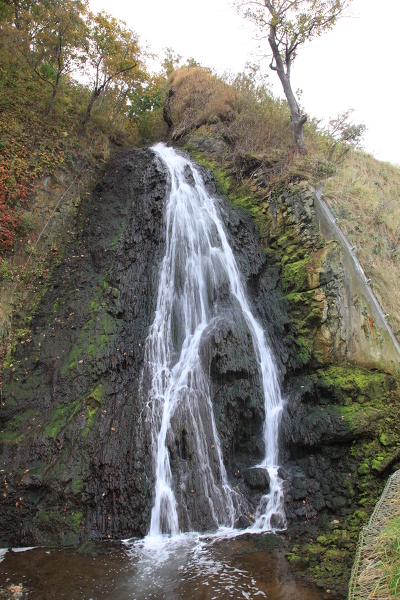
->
243, 467, 270, 492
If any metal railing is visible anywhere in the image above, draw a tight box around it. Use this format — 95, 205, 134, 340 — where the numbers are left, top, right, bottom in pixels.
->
314, 185, 400, 359
348, 470, 400, 599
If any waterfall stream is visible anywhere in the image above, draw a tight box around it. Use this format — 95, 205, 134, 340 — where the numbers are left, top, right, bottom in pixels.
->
142, 143, 285, 538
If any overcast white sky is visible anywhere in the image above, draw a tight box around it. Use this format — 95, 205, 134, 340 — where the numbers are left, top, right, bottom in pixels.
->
90, 0, 400, 165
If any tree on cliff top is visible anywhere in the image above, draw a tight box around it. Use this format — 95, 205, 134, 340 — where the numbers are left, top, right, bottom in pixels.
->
236, 0, 352, 153
81, 11, 142, 127
8, 0, 88, 116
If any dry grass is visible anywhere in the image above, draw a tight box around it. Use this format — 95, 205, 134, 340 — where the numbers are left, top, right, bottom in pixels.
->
227, 73, 293, 158
169, 67, 237, 140
350, 473, 400, 600
168, 67, 298, 158
380, 513, 400, 599
167, 66, 337, 179
356, 504, 400, 599
323, 152, 400, 339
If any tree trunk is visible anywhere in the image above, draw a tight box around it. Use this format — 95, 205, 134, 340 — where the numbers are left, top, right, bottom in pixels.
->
82, 89, 100, 127
49, 75, 60, 117
111, 88, 129, 124
13, 0, 20, 29
163, 86, 176, 128
269, 28, 307, 154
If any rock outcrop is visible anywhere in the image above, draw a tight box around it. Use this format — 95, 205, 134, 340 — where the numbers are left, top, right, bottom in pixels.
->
0, 149, 168, 545
1, 144, 399, 598
183, 141, 400, 595
0, 149, 269, 545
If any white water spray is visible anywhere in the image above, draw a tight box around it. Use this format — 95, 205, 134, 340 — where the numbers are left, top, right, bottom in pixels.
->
143, 143, 285, 537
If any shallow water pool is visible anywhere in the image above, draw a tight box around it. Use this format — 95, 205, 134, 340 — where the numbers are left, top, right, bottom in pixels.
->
0, 534, 339, 599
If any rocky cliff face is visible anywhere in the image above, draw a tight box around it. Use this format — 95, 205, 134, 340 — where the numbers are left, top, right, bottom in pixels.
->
1, 149, 168, 544
181, 141, 400, 595
1, 146, 399, 596
0, 149, 270, 545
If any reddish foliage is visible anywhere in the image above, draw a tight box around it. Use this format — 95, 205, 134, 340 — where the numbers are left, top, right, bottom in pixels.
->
0, 197, 22, 252
0, 111, 68, 254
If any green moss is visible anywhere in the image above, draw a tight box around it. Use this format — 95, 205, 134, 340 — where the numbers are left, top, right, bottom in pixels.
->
39, 509, 63, 524
71, 479, 83, 494
87, 383, 104, 405
44, 399, 81, 440
184, 145, 268, 235
1, 409, 39, 443
88, 278, 106, 315
66, 313, 119, 369
313, 365, 390, 405
1, 430, 25, 443
380, 432, 398, 447
89, 299, 98, 313
294, 336, 312, 365
358, 462, 370, 476
82, 405, 99, 438
15, 327, 30, 341
45, 407, 67, 439
66, 510, 83, 531
282, 257, 311, 292
286, 544, 302, 563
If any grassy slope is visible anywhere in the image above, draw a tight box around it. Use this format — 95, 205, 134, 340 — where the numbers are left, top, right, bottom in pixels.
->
379, 511, 400, 598
324, 152, 400, 339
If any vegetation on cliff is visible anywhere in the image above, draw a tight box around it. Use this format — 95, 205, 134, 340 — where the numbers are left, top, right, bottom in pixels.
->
0, 0, 167, 361
0, 0, 165, 253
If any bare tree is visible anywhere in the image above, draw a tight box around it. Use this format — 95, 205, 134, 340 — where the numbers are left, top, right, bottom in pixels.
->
236, 0, 352, 153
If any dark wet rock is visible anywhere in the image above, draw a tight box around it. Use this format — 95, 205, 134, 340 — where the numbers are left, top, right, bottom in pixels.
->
234, 514, 253, 529
0, 148, 169, 546
277, 466, 289, 480
243, 467, 270, 491
183, 164, 195, 186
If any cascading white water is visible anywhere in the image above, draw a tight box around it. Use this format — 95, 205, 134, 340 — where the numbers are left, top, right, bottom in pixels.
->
143, 143, 285, 537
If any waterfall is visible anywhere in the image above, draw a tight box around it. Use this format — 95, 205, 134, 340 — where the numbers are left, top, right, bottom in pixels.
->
142, 143, 285, 537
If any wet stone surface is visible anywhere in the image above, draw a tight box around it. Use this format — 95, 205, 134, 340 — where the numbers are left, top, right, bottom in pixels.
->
0, 149, 170, 545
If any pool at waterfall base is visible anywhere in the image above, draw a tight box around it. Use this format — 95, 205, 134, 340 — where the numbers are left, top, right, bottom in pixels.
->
0, 534, 341, 599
